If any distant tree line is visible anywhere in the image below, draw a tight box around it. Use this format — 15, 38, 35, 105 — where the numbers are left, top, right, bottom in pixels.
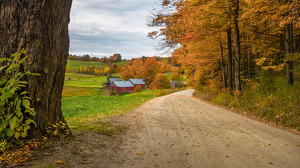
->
68, 53, 124, 63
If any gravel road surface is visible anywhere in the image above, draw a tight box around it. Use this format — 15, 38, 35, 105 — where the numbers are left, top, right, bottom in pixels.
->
109, 89, 300, 168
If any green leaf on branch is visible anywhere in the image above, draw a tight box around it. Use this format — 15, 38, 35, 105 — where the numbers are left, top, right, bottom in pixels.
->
15, 131, 20, 139
22, 99, 30, 108
9, 116, 18, 129
5, 128, 13, 137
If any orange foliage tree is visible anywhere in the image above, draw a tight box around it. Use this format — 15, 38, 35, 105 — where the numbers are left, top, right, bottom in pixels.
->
148, 0, 300, 92
120, 58, 144, 80
151, 74, 172, 89
142, 57, 160, 85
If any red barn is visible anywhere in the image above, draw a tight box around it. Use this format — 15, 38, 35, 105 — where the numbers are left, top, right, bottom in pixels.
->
109, 81, 135, 94
130, 79, 147, 90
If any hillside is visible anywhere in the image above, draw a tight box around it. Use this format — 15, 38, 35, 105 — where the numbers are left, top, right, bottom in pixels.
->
67, 60, 108, 71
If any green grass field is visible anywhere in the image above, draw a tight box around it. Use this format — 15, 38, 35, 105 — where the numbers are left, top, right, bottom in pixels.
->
67, 59, 128, 71
67, 60, 107, 71
64, 80, 103, 88
63, 72, 107, 98
113, 61, 128, 66
62, 90, 158, 130
164, 72, 172, 79
62, 69, 158, 132
62, 87, 103, 98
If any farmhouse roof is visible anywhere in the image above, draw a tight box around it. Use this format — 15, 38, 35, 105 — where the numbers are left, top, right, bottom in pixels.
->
108, 78, 121, 83
130, 79, 146, 85
171, 81, 178, 85
112, 81, 134, 87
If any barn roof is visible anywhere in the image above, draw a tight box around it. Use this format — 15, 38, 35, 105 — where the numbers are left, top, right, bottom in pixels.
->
130, 79, 146, 85
112, 81, 134, 87
108, 78, 121, 83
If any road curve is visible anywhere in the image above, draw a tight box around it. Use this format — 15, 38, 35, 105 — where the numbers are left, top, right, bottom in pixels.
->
109, 89, 300, 168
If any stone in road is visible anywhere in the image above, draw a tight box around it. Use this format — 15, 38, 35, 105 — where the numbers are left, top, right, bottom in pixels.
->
110, 89, 300, 168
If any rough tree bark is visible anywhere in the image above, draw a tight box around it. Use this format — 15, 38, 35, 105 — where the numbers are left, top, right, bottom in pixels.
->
283, 0, 294, 86
233, 0, 242, 92
247, 40, 251, 79
0, 0, 73, 136
219, 38, 227, 89
285, 23, 294, 85
227, 27, 233, 93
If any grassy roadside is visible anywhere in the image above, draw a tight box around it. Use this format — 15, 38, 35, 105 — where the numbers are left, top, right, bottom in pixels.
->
62, 90, 158, 131
193, 77, 300, 130
62, 69, 159, 132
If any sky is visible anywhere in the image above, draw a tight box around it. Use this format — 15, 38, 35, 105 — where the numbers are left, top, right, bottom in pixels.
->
69, 0, 164, 59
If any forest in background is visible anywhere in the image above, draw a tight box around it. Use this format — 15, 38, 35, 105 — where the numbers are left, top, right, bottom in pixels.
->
148, 0, 300, 129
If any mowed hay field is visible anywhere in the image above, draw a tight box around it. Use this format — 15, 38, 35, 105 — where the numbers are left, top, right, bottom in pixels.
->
67, 59, 128, 71
63, 73, 106, 98
67, 60, 107, 71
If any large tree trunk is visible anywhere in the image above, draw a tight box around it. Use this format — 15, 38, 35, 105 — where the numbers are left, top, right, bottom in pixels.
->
0, 0, 73, 136
233, 0, 242, 92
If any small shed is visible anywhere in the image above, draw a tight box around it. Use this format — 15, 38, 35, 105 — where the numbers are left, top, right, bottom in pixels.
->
130, 79, 147, 89
171, 81, 177, 88
104, 78, 121, 88
109, 81, 135, 94
171, 81, 185, 88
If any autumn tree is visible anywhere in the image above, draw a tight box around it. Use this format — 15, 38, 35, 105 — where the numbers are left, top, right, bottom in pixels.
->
149, 0, 300, 94
0, 1, 73, 136
143, 57, 160, 85
120, 58, 144, 80
170, 72, 182, 81
151, 74, 172, 89
134, 85, 143, 93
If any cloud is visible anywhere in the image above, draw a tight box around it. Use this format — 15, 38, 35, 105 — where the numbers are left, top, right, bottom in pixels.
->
69, 0, 162, 59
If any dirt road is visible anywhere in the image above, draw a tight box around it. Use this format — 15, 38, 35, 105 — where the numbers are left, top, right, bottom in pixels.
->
19, 89, 300, 168
108, 89, 300, 168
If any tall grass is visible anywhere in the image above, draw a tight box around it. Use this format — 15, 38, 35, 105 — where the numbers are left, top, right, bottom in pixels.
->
194, 74, 300, 130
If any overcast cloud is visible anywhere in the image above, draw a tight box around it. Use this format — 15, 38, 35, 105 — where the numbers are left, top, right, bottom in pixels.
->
69, 0, 162, 59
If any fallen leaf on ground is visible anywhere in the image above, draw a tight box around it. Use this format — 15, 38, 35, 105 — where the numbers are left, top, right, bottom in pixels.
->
57, 160, 63, 164
167, 161, 171, 163
185, 152, 189, 155
225, 155, 229, 158
250, 154, 254, 156
268, 162, 273, 165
